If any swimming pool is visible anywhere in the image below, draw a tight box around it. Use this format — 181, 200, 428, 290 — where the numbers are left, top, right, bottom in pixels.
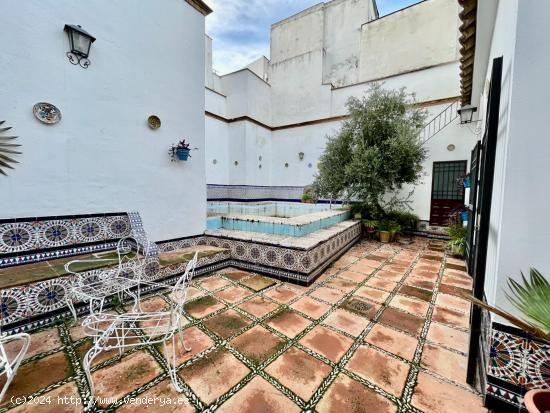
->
207, 202, 350, 237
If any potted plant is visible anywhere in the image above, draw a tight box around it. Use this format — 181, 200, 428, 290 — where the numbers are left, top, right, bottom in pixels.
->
389, 221, 401, 242
301, 193, 314, 204
363, 219, 378, 239
447, 224, 467, 257
378, 220, 391, 243
169, 139, 196, 162
465, 269, 550, 413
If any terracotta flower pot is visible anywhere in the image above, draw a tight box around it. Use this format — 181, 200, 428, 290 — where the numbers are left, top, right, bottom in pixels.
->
379, 231, 390, 243
524, 389, 550, 413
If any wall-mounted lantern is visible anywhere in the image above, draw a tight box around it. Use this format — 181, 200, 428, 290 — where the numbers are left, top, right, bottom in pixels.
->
298, 152, 304, 161
457, 104, 477, 124
64, 24, 96, 69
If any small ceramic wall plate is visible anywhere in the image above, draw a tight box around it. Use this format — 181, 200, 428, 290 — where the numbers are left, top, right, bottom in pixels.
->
33, 102, 62, 124
148, 115, 161, 129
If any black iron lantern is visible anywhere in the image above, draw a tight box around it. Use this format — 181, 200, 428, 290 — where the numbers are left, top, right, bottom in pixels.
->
64, 24, 96, 68
457, 104, 477, 124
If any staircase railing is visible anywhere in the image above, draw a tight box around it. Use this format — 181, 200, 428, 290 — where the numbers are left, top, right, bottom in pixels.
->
420, 100, 460, 144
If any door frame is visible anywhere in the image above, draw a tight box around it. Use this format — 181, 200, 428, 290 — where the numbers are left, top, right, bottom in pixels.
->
429, 160, 468, 226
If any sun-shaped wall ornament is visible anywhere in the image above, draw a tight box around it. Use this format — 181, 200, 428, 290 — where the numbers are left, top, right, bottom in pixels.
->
0, 121, 21, 176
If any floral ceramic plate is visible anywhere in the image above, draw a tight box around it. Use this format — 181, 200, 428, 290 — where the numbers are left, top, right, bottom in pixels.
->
148, 115, 161, 129
33, 102, 62, 124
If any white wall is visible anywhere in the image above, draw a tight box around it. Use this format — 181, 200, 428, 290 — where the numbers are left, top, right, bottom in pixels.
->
0, 0, 207, 241
481, 0, 550, 317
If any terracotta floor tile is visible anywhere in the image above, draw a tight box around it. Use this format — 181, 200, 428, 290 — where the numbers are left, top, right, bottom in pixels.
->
439, 284, 471, 297
217, 376, 301, 413
404, 275, 435, 291
4, 327, 62, 360
185, 295, 225, 318
299, 325, 354, 362
310, 286, 346, 304
220, 268, 251, 281
435, 293, 471, 313
356, 286, 390, 304
383, 264, 408, 274
92, 351, 162, 407
9, 382, 82, 413
163, 325, 215, 365
241, 275, 277, 292
77, 337, 135, 367
332, 255, 359, 269
444, 268, 471, 279
375, 270, 403, 282
169, 286, 204, 303
264, 346, 331, 401
200, 276, 232, 291
263, 286, 300, 303
365, 324, 418, 360
359, 258, 385, 268
346, 346, 409, 396
426, 322, 469, 353
324, 277, 357, 292
215, 285, 252, 303
389, 295, 429, 317
412, 372, 487, 413
266, 309, 311, 338
290, 297, 330, 319
442, 274, 473, 289
238, 296, 279, 318
230, 325, 285, 364
421, 343, 468, 383
323, 308, 369, 336
379, 307, 425, 336
204, 309, 251, 338
317, 373, 396, 413
348, 261, 377, 275
446, 262, 467, 272
409, 270, 439, 281
138, 295, 170, 312
338, 270, 369, 283
398, 285, 433, 302
432, 306, 470, 329
365, 277, 397, 291
2, 352, 71, 404
179, 349, 250, 404
117, 379, 194, 412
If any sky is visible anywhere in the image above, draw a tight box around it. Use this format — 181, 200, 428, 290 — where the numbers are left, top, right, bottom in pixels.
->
206, 0, 421, 75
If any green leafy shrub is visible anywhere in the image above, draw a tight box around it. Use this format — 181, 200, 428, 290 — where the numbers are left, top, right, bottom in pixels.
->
386, 210, 419, 231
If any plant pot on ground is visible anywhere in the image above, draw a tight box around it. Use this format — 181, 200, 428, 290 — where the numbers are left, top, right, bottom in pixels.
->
525, 389, 550, 413
378, 221, 391, 243
389, 221, 401, 242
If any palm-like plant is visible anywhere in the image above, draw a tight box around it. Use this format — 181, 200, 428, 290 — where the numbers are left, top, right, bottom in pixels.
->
466, 268, 550, 343
0, 121, 21, 176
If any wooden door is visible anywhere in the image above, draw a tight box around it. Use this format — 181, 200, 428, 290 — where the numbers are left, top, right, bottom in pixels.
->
429, 160, 467, 226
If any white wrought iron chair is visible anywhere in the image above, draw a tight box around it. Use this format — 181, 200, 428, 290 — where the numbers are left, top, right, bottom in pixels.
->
0, 332, 30, 402
64, 236, 152, 321
81, 252, 198, 408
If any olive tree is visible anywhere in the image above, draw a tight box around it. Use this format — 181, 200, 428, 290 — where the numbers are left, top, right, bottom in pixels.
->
313, 84, 428, 216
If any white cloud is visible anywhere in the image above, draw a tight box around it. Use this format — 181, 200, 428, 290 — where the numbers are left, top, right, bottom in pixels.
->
205, 0, 319, 74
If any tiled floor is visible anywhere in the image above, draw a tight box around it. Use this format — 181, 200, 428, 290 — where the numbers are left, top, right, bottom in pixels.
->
1, 238, 487, 412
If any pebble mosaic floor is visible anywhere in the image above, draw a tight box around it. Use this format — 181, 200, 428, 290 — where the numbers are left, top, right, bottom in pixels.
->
0, 237, 488, 412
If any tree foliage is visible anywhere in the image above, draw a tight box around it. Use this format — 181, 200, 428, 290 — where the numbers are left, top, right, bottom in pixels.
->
314, 84, 428, 216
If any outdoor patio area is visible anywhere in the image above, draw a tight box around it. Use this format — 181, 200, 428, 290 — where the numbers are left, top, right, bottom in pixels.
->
0, 237, 486, 413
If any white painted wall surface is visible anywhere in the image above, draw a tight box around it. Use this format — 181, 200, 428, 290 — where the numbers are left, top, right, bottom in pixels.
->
481, 0, 550, 318
359, 0, 460, 82
0, 0, 207, 241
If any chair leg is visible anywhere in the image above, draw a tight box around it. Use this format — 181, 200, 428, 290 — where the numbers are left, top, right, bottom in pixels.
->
65, 296, 77, 322
178, 320, 192, 352
83, 344, 102, 409
164, 335, 184, 393
0, 333, 30, 403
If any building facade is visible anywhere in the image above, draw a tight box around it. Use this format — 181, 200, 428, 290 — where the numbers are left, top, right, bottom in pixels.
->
205, 0, 477, 224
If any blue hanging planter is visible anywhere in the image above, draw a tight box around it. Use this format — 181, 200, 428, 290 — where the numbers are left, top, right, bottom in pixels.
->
176, 148, 190, 161
463, 176, 471, 188
461, 211, 469, 221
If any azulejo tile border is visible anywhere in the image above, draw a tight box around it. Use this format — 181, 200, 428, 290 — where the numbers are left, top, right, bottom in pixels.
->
485, 323, 550, 410
0, 214, 131, 257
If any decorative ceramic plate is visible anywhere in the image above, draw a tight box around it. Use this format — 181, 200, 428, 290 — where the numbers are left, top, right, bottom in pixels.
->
148, 115, 161, 129
33, 102, 61, 124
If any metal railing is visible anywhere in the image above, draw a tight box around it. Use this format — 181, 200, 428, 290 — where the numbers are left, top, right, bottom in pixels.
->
420, 100, 460, 144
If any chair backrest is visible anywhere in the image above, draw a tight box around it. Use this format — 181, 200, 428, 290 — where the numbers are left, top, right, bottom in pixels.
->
171, 252, 199, 316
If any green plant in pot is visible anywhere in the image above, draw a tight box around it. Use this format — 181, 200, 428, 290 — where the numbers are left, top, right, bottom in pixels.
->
465, 269, 550, 413
362, 219, 378, 239
169, 139, 196, 162
447, 224, 467, 257
389, 221, 401, 242
378, 220, 391, 243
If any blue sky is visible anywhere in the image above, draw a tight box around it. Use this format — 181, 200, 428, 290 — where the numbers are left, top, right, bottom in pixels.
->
206, 0, 420, 75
